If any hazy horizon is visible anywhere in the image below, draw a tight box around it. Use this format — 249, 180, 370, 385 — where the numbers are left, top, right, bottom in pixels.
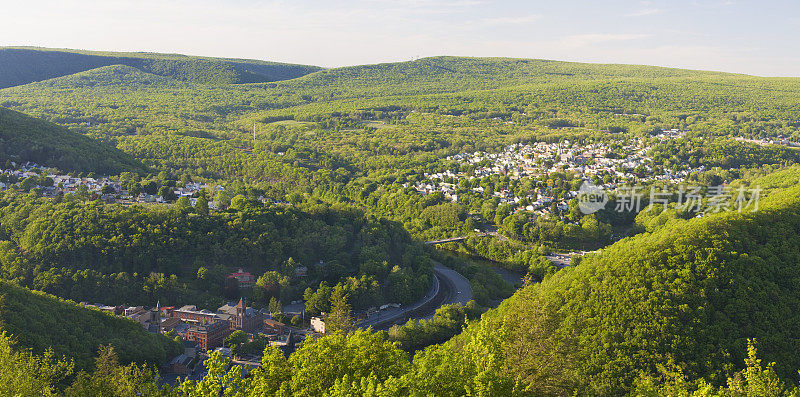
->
0, 45, 778, 78
3, 0, 799, 77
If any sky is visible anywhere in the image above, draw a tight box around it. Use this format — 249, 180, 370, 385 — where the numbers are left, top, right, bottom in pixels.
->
2, 0, 799, 76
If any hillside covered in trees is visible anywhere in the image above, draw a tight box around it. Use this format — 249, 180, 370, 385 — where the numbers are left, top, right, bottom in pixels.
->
399, 166, 800, 395
0, 47, 322, 88
0, 190, 433, 309
0, 106, 146, 174
0, 279, 181, 372
3, 53, 799, 190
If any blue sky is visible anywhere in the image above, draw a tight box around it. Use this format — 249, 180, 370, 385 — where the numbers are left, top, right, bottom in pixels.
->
3, 0, 799, 76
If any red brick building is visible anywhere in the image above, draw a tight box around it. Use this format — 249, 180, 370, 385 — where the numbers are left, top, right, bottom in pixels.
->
218, 298, 263, 333
186, 320, 229, 351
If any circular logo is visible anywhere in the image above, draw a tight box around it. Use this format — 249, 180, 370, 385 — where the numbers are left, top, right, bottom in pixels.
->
577, 181, 608, 214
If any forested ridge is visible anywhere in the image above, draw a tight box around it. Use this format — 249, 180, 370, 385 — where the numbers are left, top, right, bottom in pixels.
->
0, 106, 146, 174
0, 191, 432, 309
0, 47, 322, 88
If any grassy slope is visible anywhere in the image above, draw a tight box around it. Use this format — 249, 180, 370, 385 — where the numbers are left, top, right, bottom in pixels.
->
0, 105, 146, 174
0, 280, 181, 371
0, 46, 323, 88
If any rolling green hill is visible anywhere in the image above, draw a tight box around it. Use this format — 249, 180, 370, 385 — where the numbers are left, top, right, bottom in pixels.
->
274, 55, 732, 97
0, 47, 323, 88
0, 280, 181, 371
4, 54, 799, 185
0, 106, 146, 174
8, 64, 178, 90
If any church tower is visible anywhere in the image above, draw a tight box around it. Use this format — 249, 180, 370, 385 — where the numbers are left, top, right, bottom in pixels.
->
236, 298, 245, 316
236, 298, 245, 329
150, 300, 162, 334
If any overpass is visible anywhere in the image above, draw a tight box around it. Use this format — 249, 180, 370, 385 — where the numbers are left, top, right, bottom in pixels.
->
426, 232, 585, 269
425, 232, 488, 245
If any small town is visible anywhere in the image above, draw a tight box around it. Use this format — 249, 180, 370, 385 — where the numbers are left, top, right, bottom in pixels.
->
0, 161, 211, 203
80, 268, 325, 383
2, 130, 695, 218
76, 262, 450, 385
410, 130, 705, 215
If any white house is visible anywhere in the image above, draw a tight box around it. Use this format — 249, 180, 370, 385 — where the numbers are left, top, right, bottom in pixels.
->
310, 317, 326, 334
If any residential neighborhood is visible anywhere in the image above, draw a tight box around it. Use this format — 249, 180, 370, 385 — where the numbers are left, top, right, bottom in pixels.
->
0, 161, 215, 203
409, 131, 704, 216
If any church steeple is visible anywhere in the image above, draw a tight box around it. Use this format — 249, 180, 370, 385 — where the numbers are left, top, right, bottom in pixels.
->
151, 300, 162, 334
236, 298, 245, 316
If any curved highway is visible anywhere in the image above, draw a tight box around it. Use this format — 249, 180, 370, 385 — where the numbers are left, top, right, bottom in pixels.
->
357, 263, 473, 330
433, 263, 472, 306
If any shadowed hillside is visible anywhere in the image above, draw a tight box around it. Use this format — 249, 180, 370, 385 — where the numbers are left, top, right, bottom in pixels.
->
0, 47, 323, 88
0, 280, 181, 371
0, 106, 146, 174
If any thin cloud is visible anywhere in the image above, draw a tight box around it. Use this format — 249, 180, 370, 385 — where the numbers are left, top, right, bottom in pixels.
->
367, 0, 487, 9
691, 1, 734, 9
625, 8, 662, 17
480, 14, 541, 26
561, 33, 649, 48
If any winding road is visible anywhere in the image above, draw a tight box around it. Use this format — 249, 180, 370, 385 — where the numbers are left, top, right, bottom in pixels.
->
432, 263, 472, 306
357, 263, 473, 330
356, 232, 583, 330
